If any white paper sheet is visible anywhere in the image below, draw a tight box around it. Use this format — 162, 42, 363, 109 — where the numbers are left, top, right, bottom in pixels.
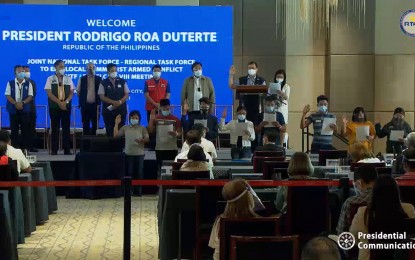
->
268, 83, 281, 95
194, 119, 207, 128
263, 113, 276, 128
390, 130, 404, 141
158, 124, 174, 143
321, 117, 337, 135
234, 122, 248, 136
356, 126, 370, 142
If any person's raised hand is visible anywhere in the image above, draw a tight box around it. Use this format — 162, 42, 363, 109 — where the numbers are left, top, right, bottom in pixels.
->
303, 104, 311, 115
222, 108, 227, 119
342, 114, 349, 125
229, 65, 236, 76
374, 117, 381, 125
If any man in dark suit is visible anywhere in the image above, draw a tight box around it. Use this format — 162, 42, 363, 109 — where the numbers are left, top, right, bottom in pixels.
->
229, 61, 266, 122
77, 62, 102, 135
181, 97, 218, 142
255, 131, 286, 154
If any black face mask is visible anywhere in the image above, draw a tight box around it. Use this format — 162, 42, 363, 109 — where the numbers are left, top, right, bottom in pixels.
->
200, 109, 209, 115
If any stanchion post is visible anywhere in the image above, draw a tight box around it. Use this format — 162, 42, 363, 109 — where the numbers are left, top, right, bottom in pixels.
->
123, 176, 132, 260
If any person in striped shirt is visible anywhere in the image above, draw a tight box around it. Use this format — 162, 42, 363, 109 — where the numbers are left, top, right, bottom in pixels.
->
300, 95, 338, 153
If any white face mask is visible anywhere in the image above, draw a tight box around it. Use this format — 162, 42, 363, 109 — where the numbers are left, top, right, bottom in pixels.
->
276, 78, 283, 83
265, 106, 275, 113
237, 114, 246, 121
58, 69, 65, 76
193, 70, 202, 77
153, 71, 161, 78
248, 69, 256, 76
25, 72, 31, 79
109, 72, 117, 79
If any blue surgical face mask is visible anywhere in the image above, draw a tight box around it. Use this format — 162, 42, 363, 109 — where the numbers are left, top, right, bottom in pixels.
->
130, 119, 139, 126
193, 70, 202, 77
161, 110, 170, 116
16, 72, 26, 79
318, 105, 328, 113
265, 106, 275, 113
237, 114, 246, 121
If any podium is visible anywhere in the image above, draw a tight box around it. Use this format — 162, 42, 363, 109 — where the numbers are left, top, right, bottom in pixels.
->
235, 85, 268, 122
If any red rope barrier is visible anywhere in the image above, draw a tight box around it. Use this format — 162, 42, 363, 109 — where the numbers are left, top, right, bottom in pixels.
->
0, 179, 414, 188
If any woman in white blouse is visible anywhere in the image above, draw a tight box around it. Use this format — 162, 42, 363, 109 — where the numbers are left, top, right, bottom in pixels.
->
272, 69, 290, 124
219, 105, 255, 159
350, 174, 415, 260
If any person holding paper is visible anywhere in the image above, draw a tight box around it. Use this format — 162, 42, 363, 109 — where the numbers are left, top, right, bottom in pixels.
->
98, 63, 130, 137
181, 97, 218, 142
271, 69, 290, 124
300, 95, 338, 153
255, 96, 286, 147
228, 61, 266, 122
181, 61, 215, 113
148, 99, 181, 173
44, 60, 74, 155
114, 110, 149, 196
374, 107, 412, 154
341, 107, 375, 151
219, 105, 255, 159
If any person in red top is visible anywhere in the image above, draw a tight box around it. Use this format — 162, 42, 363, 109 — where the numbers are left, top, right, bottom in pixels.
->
396, 148, 415, 179
148, 99, 181, 175
144, 64, 171, 123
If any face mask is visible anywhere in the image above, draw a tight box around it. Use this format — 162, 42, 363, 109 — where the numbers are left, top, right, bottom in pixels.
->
237, 115, 246, 121
130, 119, 139, 126
276, 78, 284, 83
109, 72, 117, 79
200, 107, 209, 114
353, 182, 362, 196
318, 105, 328, 113
265, 106, 275, 113
357, 117, 365, 122
24, 72, 30, 79
161, 110, 170, 116
58, 69, 65, 76
88, 68, 95, 75
16, 72, 26, 79
153, 71, 161, 78
248, 69, 256, 76
193, 70, 202, 77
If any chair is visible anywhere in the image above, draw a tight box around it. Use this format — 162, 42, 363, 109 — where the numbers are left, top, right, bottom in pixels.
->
285, 185, 330, 245
253, 156, 285, 173
254, 150, 285, 158
195, 186, 224, 260
350, 162, 386, 171
0, 162, 18, 182
273, 168, 289, 180
375, 167, 392, 175
35, 105, 48, 150
216, 201, 275, 217
171, 170, 210, 180
318, 150, 348, 166
400, 186, 415, 207
230, 235, 299, 260
172, 162, 185, 171
219, 217, 281, 260
70, 105, 83, 153
262, 161, 290, 179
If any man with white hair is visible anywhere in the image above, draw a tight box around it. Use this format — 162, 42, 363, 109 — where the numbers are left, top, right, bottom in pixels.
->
77, 62, 102, 135
395, 132, 415, 174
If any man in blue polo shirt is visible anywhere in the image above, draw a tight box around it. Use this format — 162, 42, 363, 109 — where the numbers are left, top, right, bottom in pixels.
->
300, 95, 338, 153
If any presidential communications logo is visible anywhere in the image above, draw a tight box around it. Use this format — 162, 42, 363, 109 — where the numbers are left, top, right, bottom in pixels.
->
338, 232, 356, 250
400, 9, 415, 37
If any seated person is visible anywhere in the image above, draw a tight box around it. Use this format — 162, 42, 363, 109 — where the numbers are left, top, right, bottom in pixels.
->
181, 97, 218, 142
349, 143, 381, 163
175, 130, 213, 178
208, 179, 259, 260
394, 132, 415, 174
341, 107, 376, 151
255, 130, 286, 154
275, 152, 315, 214
396, 148, 415, 179
219, 105, 255, 159
350, 175, 415, 260
180, 145, 209, 172
0, 141, 18, 178
336, 164, 377, 234
375, 107, 412, 155
300, 95, 338, 153
181, 123, 217, 161
0, 130, 31, 173
302, 237, 341, 260
254, 96, 286, 147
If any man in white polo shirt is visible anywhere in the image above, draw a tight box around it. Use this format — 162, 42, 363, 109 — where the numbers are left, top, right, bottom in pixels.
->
0, 130, 31, 173
181, 123, 217, 161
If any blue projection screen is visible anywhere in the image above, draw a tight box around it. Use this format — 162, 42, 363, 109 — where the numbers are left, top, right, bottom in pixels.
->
0, 4, 233, 127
